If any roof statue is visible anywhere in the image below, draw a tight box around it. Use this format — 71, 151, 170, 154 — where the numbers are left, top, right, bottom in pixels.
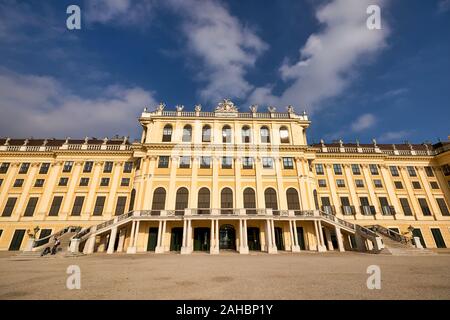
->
215, 99, 238, 113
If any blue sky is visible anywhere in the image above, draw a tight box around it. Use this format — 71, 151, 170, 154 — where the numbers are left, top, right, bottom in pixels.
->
0, 0, 449, 144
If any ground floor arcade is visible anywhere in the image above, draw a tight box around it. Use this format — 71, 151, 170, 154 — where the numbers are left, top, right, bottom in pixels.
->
82, 218, 358, 255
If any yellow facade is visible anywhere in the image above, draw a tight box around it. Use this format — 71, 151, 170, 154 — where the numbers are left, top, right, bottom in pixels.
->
0, 100, 449, 253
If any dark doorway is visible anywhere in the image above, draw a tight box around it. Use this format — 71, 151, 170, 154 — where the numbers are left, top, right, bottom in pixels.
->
147, 227, 158, 251
412, 228, 426, 248
247, 227, 261, 251
194, 228, 210, 251
296, 227, 306, 250
431, 228, 446, 248
170, 227, 183, 251
219, 224, 236, 250
9, 229, 25, 251
274, 227, 285, 250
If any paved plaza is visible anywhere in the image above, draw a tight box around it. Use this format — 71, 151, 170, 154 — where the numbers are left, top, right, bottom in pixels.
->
0, 251, 449, 300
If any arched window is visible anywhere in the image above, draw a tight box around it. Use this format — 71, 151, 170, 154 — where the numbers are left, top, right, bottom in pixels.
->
222, 125, 232, 143
175, 187, 189, 216
151, 187, 166, 215
202, 125, 211, 142
162, 124, 172, 142
264, 188, 278, 215
279, 126, 290, 143
197, 187, 210, 214
243, 188, 256, 215
221, 188, 233, 214
128, 189, 136, 211
286, 188, 300, 215
241, 125, 251, 143
260, 126, 270, 143
182, 125, 192, 142
313, 189, 319, 210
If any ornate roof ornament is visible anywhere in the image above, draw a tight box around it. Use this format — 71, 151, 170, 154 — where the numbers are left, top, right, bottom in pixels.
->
143, 107, 148, 113
122, 136, 128, 145
339, 139, 344, 148
42, 139, 48, 146
23, 138, 29, 146
194, 104, 202, 112
215, 98, 238, 112
320, 139, 325, 147
156, 102, 165, 112
287, 105, 294, 113
176, 105, 184, 112
103, 137, 108, 144
249, 104, 258, 113
392, 143, 397, 150
268, 106, 276, 113
372, 138, 378, 148
84, 136, 89, 144
356, 139, 360, 147
63, 137, 70, 144
4, 137, 10, 146
302, 110, 307, 116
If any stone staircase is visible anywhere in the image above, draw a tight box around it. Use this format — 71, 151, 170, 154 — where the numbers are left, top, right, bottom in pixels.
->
368, 225, 436, 256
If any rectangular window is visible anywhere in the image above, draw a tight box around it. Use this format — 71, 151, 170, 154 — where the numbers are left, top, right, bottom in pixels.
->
71, 196, 84, 216
0, 162, 10, 174
123, 161, 133, 173
104, 161, 113, 173
369, 164, 379, 175
442, 164, 450, 176
179, 156, 191, 169
418, 198, 431, 216
262, 157, 274, 169
58, 177, 69, 186
121, 178, 130, 186
407, 166, 417, 177
24, 197, 38, 217
79, 177, 89, 186
318, 179, 327, 187
394, 181, 403, 189
115, 196, 127, 216
158, 156, 169, 168
389, 166, 399, 177
430, 181, 439, 189
62, 161, 74, 173
83, 161, 93, 173
200, 156, 211, 169
34, 179, 44, 187
2, 197, 17, 217
13, 179, 24, 187
336, 179, 345, 188
412, 181, 421, 189
436, 198, 449, 216
222, 157, 232, 169
49, 196, 63, 216
379, 197, 392, 215
399, 198, 412, 216
315, 164, 324, 175
351, 164, 361, 175
100, 177, 110, 186
374, 179, 383, 188
39, 163, 50, 174
333, 164, 342, 175
19, 163, 30, 174
360, 197, 375, 215
242, 157, 254, 169
425, 166, 434, 177
355, 179, 364, 188
283, 157, 294, 169
93, 196, 106, 216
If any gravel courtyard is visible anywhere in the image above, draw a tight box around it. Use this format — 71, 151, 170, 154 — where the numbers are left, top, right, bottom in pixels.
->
0, 251, 449, 300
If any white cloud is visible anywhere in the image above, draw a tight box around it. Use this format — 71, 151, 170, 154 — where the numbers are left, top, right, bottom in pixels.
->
0, 69, 156, 138
247, 0, 390, 112
437, 0, 450, 13
378, 130, 410, 142
85, 0, 154, 26
167, 0, 268, 102
351, 113, 377, 132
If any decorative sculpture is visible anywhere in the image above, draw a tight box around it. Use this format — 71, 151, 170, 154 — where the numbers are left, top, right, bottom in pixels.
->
268, 106, 276, 113
287, 105, 294, 113
250, 104, 258, 113
156, 102, 165, 112
215, 99, 238, 112
194, 104, 202, 112
176, 105, 184, 112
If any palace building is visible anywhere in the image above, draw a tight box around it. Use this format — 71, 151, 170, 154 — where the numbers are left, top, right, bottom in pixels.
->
0, 99, 449, 255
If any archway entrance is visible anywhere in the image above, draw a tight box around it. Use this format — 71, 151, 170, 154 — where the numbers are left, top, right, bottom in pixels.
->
194, 228, 210, 251
247, 227, 261, 251
219, 224, 236, 250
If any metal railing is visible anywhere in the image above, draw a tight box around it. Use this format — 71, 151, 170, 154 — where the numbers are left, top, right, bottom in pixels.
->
33, 226, 81, 247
